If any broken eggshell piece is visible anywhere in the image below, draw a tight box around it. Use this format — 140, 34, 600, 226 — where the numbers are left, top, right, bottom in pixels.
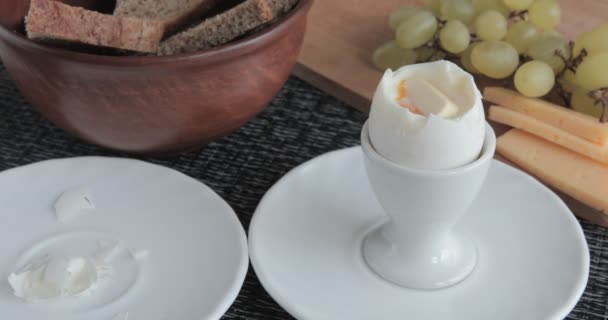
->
368, 61, 485, 170
7, 240, 126, 303
54, 187, 95, 222
94, 239, 123, 265
8, 256, 98, 302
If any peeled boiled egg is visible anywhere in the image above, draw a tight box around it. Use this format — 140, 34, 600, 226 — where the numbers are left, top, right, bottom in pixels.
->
368, 60, 485, 170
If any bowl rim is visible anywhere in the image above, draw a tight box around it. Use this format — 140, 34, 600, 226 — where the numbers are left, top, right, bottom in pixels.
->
0, 0, 313, 65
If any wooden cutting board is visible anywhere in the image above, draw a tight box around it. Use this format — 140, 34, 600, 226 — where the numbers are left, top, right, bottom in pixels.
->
292, 0, 608, 226
294, 0, 608, 111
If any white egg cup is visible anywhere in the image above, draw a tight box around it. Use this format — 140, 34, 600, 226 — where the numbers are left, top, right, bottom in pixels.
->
360, 121, 496, 289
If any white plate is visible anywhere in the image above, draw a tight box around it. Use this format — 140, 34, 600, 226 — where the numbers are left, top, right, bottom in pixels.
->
0, 157, 248, 320
249, 147, 589, 320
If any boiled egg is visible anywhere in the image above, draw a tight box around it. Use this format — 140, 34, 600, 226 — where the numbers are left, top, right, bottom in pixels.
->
368, 60, 485, 170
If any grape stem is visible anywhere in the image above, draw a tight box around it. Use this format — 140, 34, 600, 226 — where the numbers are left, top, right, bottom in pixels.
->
589, 88, 608, 123
556, 41, 587, 78
469, 33, 481, 43
553, 42, 605, 121
554, 81, 572, 108
508, 10, 528, 22
436, 18, 447, 28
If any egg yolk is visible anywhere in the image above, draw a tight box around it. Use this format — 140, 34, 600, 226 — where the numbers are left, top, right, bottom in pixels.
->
396, 80, 425, 116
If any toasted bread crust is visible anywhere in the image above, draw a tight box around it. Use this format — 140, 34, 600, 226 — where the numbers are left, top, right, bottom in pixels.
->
114, 0, 221, 33
267, 0, 299, 16
26, 0, 164, 53
158, 0, 279, 55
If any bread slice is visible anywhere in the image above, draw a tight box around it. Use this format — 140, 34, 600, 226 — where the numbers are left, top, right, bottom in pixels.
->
158, 0, 278, 56
248, 0, 298, 34
113, 0, 221, 34
26, 0, 164, 53
267, 0, 299, 16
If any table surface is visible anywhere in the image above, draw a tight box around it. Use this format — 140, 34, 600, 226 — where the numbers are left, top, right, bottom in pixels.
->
1, 65, 608, 319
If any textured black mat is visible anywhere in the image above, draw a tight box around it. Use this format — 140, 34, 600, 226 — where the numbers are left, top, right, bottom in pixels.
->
0, 64, 607, 319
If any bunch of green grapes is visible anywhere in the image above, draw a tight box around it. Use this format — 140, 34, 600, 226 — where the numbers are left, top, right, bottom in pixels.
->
373, 0, 592, 111
373, 0, 563, 90
565, 23, 608, 121
373, 0, 608, 121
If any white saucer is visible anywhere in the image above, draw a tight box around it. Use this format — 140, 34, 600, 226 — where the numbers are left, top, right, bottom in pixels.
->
0, 157, 248, 320
249, 147, 590, 320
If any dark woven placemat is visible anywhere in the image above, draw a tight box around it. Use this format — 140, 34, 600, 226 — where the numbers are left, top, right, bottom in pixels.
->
0, 64, 607, 319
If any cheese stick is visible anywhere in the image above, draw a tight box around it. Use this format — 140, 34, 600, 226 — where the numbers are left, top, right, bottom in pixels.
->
497, 129, 608, 213
489, 105, 608, 164
484, 87, 608, 145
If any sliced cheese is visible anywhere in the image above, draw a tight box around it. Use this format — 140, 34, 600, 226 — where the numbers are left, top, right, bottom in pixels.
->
484, 87, 608, 145
497, 129, 608, 213
489, 105, 608, 164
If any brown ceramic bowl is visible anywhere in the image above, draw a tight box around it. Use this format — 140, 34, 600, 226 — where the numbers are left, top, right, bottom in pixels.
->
0, 0, 313, 154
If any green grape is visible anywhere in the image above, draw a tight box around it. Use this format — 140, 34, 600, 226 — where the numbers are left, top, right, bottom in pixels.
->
396, 10, 438, 49
571, 87, 602, 118
389, 6, 424, 31
514, 60, 555, 97
503, 0, 533, 10
475, 10, 508, 41
415, 46, 446, 62
372, 41, 419, 71
526, 35, 569, 74
471, 41, 519, 79
558, 70, 579, 92
529, 0, 561, 30
460, 43, 480, 73
441, 0, 475, 25
543, 29, 562, 38
439, 20, 471, 54
573, 23, 608, 56
574, 31, 593, 57
575, 52, 608, 90
472, 0, 510, 17
504, 21, 540, 54
421, 0, 442, 15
